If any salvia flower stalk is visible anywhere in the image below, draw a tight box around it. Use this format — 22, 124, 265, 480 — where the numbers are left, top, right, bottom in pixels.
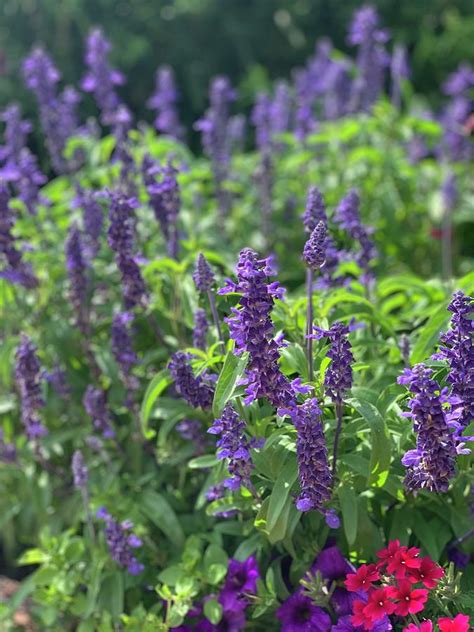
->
15, 334, 47, 440
65, 224, 89, 334
72, 450, 95, 540
83, 385, 115, 439
193, 253, 224, 350
147, 66, 184, 140
145, 160, 181, 259
111, 311, 139, 407
73, 187, 104, 258
390, 44, 410, 109
96, 507, 144, 575
193, 308, 209, 350
168, 351, 214, 410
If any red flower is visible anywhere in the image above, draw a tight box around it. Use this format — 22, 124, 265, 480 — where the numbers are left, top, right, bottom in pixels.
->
345, 564, 380, 592
404, 622, 433, 632
352, 600, 374, 631
386, 546, 422, 578
387, 580, 428, 616
438, 614, 471, 632
408, 557, 444, 588
377, 540, 401, 570
362, 588, 397, 622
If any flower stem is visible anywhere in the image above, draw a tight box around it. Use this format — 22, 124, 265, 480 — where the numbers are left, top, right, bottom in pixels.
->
332, 402, 344, 481
207, 290, 225, 354
306, 268, 314, 382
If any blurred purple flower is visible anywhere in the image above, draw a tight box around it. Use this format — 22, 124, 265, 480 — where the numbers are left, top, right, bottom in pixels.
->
147, 66, 184, 140
168, 351, 214, 410
96, 507, 144, 575
15, 334, 47, 440
83, 385, 115, 439
277, 592, 331, 632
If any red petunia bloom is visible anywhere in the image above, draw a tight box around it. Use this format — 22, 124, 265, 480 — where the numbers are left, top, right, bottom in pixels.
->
362, 588, 397, 622
408, 557, 444, 588
387, 580, 428, 616
438, 614, 471, 632
345, 564, 380, 592
377, 540, 401, 570
404, 622, 433, 632
386, 546, 422, 578
352, 600, 374, 631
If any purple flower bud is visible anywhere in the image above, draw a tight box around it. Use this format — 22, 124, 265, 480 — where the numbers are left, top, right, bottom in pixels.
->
147, 66, 184, 140
83, 385, 115, 439
15, 334, 47, 440
72, 450, 88, 490
193, 253, 215, 293
97, 508, 144, 575
303, 221, 327, 270
168, 351, 214, 410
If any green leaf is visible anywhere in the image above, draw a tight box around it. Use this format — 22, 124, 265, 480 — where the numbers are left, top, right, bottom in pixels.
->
411, 303, 449, 364
338, 487, 358, 546
188, 454, 219, 469
348, 397, 391, 487
140, 369, 172, 439
212, 351, 248, 416
266, 454, 298, 534
203, 599, 223, 625
17, 548, 47, 565
98, 572, 124, 619
141, 490, 185, 548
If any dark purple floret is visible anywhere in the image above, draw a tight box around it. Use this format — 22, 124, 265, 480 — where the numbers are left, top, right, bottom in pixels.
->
96, 507, 144, 575
208, 404, 256, 491
312, 322, 354, 404
106, 191, 138, 258
0, 185, 38, 288
81, 28, 125, 123
72, 450, 88, 490
0, 429, 17, 463
311, 545, 354, 583
193, 253, 215, 294
176, 419, 207, 453
435, 291, 474, 429
302, 186, 327, 234
219, 248, 297, 411
277, 592, 331, 632
147, 66, 184, 140
15, 334, 47, 440
83, 385, 115, 439
168, 351, 214, 410
73, 187, 104, 257
111, 312, 139, 399
145, 160, 181, 259
65, 224, 89, 332
193, 308, 209, 350
116, 254, 148, 309
398, 363, 458, 493
303, 221, 327, 270
222, 556, 259, 600
288, 399, 332, 515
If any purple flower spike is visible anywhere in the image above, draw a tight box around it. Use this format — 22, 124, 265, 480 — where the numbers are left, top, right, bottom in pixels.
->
312, 322, 354, 405
83, 385, 115, 439
193, 253, 216, 294
72, 450, 88, 490
223, 556, 260, 599
97, 508, 144, 575
168, 351, 214, 410
277, 592, 331, 632
193, 308, 209, 350
65, 224, 89, 333
147, 66, 184, 140
219, 248, 296, 411
208, 404, 256, 491
398, 364, 458, 493
15, 335, 47, 440
303, 221, 327, 270
288, 399, 332, 515
73, 187, 104, 257
112, 312, 139, 402
302, 186, 327, 234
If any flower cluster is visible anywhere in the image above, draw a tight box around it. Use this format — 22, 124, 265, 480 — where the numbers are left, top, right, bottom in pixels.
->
303, 220, 328, 270
441, 63, 474, 162
302, 186, 327, 234
144, 160, 181, 259
83, 385, 115, 439
0, 184, 38, 288
208, 404, 256, 491
111, 311, 139, 402
96, 508, 144, 575
193, 253, 215, 294
398, 364, 458, 493
219, 248, 297, 411
168, 352, 214, 410
147, 66, 184, 140
15, 335, 47, 440
65, 224, 89, 333
311, 322, 354, 405
345, 540, 446, 630
73, 186, 104, 258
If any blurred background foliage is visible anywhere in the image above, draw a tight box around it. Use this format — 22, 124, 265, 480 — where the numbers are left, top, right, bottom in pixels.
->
1, 0, 474, 133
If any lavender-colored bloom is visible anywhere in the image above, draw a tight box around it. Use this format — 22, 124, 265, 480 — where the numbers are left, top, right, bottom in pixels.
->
176, 419, 207, 453
72, 450, 88, 490
302, 187, 327, 234
116, 254, 148, 309
111, 312, 139, 399
0, 429, 16, 463
73, 187, 104, 257
145, 160, 181, 259
15, 335, 47, 440
277, 592, 331, 632
390, 44, 410, 108
222, 557, 259, 600
2, 148, 48, 216
168, 351, 214, 410
288, 399, 332, 515
193, 253, 215, 293
83, 385, 115, 439
435, 291, 474, 429
312, 322, 354, 404
332, 614, 392, 632
303, 221, 327, 270
45, 366, 70, 398
65, 224, 89, 332
81, 28, 125, 123
293, 67, 317, 142
398, 364, 458, 493
208, 404, 255, 491
96, 508, 144, 575
443, 63, 474, 97
270, 81, 292, 137
441, 63, 474, 162
147, 66, 184, 140
0, 185, 38, 288
219, 249, 296, 411
0, 104, 32, 165
251, 92, 272, 151
193, 308, 209, 350
227, 114, 246, 153
348, 6, 390, 113
323, 59, 352, 120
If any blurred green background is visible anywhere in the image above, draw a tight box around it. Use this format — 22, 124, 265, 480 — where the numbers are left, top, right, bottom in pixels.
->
1, 0, 474, 130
